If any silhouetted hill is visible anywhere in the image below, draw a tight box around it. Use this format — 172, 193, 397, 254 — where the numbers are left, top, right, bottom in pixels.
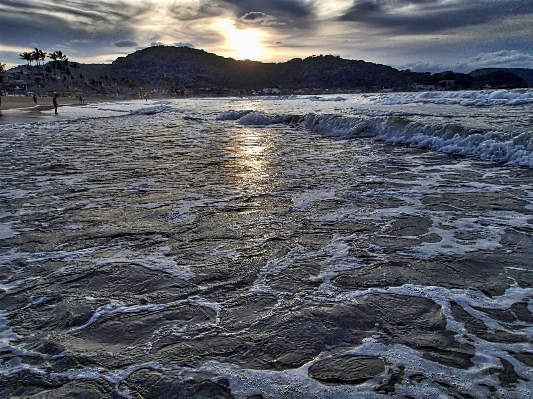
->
470, 68, 533, 87
106, 46, 438, 92
6, 46, 529, 96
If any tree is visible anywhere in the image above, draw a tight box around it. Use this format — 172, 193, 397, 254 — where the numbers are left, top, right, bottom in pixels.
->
31, 48, 47, 66
48, 51, 59, 69
39, 49, 47, 65
0, 62, 5, 74
19, 51, 33, 65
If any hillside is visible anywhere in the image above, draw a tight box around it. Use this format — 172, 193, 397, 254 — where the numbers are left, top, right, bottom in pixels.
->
107, 46, 418, 92
106, 46, 529, 92
3, 46, 529, 97
470, 68, 533, 87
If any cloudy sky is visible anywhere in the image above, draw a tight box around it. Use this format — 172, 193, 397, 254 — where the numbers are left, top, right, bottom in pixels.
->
1, 0, 532, 72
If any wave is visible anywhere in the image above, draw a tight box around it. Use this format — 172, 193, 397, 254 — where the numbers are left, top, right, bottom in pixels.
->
216, 110, 254, 120
129, 105, 169, 115
309, 96, 347, 102
218, 110, 533, 168
370, 89, 533, 107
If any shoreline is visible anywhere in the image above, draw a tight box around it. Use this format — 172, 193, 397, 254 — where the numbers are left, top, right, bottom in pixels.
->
0, 95, 136, 125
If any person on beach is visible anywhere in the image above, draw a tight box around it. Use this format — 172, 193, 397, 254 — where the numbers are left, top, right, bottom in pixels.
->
33, 93, 37, 105
53, 94, 59, 114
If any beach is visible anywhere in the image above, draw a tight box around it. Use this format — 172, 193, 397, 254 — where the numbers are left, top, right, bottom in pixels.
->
0, 95, 133, 124
0, 93, 532, 398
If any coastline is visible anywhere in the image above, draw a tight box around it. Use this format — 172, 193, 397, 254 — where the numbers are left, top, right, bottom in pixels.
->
0, 95, 129, 125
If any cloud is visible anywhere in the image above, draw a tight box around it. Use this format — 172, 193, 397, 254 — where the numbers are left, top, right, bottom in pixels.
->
168, 0, 314, 28
239, 12, 285, 27
0, 0, 148, 52
469, 50, 533, 69
398, 50, 533, 73
150, 41, 166, 47
338, 0, 533, 35
241, 11, 268, 21
115, 40, 138, 47
167, 0, 227, 21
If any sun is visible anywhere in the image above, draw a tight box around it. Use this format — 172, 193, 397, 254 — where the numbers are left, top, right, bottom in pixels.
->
216, 20, 267, 61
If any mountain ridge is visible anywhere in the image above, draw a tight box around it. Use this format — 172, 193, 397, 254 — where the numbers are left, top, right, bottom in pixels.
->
4, 46, 531, 96
105, 46, 530, 91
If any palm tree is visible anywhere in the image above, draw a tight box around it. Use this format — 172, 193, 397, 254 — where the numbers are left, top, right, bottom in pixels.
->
31, 48, 47, 66
38, 48, 47, 66
19, 52, 33, 65
48, 52, 59, 69
31, 48, 40, 66
50, 51, 68, 70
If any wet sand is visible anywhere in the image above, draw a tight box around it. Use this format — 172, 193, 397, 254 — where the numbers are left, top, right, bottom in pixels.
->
0, 95, 125, 125
0, 97, 532, 398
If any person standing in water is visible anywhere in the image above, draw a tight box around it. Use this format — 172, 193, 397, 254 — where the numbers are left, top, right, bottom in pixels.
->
53, 94, 59, 114
33, 93, 37, 105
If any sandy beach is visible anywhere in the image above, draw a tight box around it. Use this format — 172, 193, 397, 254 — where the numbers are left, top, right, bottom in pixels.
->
0, 95, 127, 124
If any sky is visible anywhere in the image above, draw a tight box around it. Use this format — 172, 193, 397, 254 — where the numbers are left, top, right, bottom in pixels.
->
1, 0, 532, 73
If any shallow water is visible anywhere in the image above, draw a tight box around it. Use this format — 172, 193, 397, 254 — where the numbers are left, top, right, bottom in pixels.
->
1, 92, 532, 398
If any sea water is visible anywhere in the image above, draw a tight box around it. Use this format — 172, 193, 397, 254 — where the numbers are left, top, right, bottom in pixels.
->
0, 91, 532, 398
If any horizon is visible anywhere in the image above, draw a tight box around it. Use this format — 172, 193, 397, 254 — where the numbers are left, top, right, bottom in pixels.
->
1, 1, 533, 73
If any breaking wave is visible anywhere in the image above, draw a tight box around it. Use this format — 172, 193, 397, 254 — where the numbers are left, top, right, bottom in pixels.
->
129, 104, 170, 115
219, 110, 533, 168
370, 89, 533, 107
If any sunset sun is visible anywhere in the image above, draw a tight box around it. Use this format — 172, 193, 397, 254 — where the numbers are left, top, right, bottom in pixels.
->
216, 20, 267, 61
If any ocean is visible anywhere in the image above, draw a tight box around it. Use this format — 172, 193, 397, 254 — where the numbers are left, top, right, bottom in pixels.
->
0, 90, 532, 398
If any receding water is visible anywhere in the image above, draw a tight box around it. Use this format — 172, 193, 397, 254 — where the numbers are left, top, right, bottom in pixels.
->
1, 92, 532, 398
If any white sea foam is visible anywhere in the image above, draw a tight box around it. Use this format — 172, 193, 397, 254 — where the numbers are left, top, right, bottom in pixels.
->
129, 105, 169, 115
219, 110, 533, 168
309, 96, 347, 102
96, 247, 194, 280
216, 110, 253, 120
303, 114, 533, 167
370, 89, 533, 107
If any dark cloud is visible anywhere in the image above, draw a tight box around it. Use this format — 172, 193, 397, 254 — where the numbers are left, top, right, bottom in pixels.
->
224, 0, 313, 18
169, 0, 313, 28
338, 0, 533, 35
167, 0, 227, 21
242, 12, 268, 21
239, 12, 285, 27
0, 0, 149, 48
115, 40, 138, 47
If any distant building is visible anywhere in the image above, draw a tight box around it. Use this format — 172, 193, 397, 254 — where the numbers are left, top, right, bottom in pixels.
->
413, 84, 435, 91
5, 80, 28, 94
438, 80, 455, 88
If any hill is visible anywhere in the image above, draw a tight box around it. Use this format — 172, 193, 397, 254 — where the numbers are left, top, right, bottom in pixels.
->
107, 46, 419, 92
106, 46, 529, 92
470, 68, 533, 87
2, 46, 529, 97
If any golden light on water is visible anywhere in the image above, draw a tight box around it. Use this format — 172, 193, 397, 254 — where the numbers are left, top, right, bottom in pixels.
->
215, 19, 267, 61
232, 129, 270, 191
